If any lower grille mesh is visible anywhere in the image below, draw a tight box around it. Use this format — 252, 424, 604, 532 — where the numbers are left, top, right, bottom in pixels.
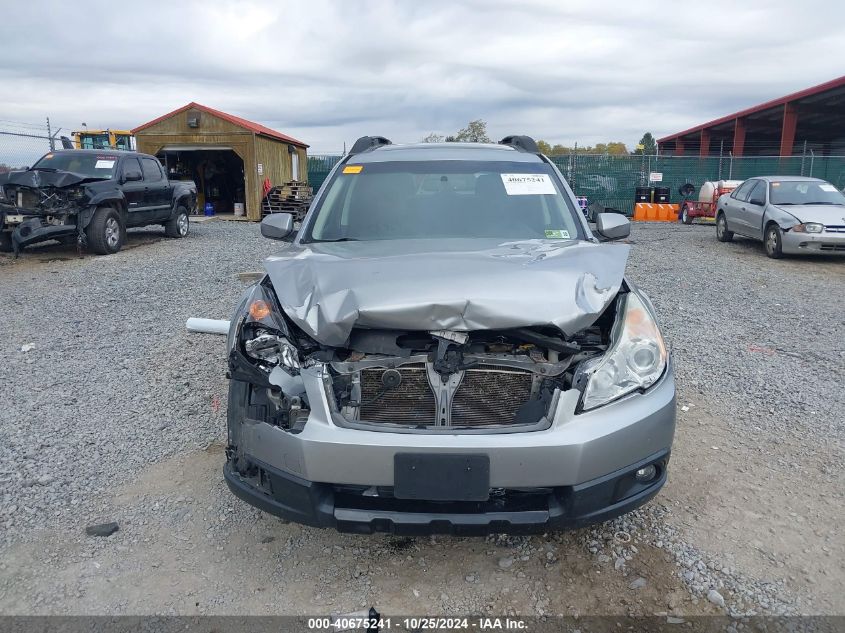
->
452, 366, 533, 427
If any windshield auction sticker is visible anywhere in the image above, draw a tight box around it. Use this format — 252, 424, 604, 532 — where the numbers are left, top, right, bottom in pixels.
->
94, 160, 116, 169
500, 173, 556, 195
544, 229, 570, 239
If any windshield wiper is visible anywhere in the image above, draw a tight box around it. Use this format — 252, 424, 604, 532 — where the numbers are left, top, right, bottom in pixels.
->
803, 201, 843, 205
310, 237, 360, 243
31, 167, 57, 171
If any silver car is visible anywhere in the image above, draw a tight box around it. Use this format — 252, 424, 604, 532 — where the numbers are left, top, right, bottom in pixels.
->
224, 136, 675, 535
716, 176, 845, 258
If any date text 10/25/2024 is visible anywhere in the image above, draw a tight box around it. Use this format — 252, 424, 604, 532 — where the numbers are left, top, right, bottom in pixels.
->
308, 617, 529, 630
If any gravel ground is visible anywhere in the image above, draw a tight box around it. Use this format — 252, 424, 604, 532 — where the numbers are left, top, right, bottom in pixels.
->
0, 220, 842, 618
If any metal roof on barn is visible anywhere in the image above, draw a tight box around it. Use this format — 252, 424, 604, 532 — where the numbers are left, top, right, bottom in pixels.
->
131, 102, 308, 148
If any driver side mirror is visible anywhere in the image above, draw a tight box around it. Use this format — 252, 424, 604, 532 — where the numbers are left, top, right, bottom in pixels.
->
261, 213, 294, 241
122, 169, 142, 183
595, 212, 631, 240
749, 197, 765, 206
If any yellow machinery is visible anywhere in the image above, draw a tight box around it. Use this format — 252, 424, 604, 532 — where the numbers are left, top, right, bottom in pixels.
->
72, 129, 134, 151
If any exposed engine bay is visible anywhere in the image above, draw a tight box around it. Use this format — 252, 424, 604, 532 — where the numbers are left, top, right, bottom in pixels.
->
228, 281, 619, 434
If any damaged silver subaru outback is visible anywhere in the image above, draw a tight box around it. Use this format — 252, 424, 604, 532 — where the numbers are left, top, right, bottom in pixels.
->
224, 135, 675, 535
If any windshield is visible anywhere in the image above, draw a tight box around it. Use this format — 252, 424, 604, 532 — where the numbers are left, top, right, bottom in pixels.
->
32, 152, 118, 179
304, 160, 583, 242
770, 180, 845, 205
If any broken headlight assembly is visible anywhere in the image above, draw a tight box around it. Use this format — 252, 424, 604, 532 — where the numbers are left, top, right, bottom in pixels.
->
236, 284, 300, 374
575, 291, 667, 411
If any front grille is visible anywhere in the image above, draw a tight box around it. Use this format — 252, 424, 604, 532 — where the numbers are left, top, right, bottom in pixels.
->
819, 243, 845, 251
356, 362, 536, 428
360, 364, 435, 423
824, 225, 845, 234
452, 366, 533, 427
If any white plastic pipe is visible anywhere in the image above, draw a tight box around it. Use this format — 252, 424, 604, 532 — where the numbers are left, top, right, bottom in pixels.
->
186, 318, 230, 335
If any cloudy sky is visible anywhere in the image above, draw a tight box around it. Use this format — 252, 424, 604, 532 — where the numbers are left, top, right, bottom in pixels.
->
2, 0, 843, 154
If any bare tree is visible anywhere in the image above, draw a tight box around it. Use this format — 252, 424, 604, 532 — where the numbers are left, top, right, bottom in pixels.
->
421, 133, 444, 143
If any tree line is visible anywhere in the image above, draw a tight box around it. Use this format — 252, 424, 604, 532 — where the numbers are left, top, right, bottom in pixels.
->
422, 121, 658, 156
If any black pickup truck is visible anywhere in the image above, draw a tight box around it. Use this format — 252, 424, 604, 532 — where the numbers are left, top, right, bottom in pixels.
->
0, 149, 197, 255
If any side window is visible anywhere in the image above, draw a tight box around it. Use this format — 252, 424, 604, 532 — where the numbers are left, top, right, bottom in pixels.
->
121, 157, 142, 180
732, 180, 756, 201
141, 158, 163, 182
748, 180, 767, 204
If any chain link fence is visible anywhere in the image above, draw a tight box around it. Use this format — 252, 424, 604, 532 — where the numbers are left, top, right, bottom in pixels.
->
0, 121, 65, 173
307, 151, 845, 216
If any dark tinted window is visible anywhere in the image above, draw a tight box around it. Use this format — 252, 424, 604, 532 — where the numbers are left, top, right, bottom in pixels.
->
122, 157, 142, 179
748, 180, 767, 204
732, 180, 756, 201
141, 158, 162, 182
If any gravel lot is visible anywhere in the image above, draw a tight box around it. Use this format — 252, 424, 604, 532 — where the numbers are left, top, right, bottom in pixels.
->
1, 220, 842, 617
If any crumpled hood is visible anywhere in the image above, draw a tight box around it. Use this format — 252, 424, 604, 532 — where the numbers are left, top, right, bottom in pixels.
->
264, 238, 630, 347
775, 204, 845, 226
0, 169, 105, 189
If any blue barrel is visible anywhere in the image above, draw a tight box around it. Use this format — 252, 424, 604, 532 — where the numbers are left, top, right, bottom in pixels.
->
204, 202, 215, 216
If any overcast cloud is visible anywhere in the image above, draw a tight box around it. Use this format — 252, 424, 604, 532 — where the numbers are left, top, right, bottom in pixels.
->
2, 0, 843, 153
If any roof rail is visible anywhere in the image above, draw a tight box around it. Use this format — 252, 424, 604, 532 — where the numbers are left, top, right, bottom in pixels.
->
349, 135, 392, 155
499, 135, 539, 153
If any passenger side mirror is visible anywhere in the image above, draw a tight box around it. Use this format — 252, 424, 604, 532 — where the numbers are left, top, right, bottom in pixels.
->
261, 213, 294, 241
122, 169, 142, 183
595, 212, 631, 240
749, 197, 765, 206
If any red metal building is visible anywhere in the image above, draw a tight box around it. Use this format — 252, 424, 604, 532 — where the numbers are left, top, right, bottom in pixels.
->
658, 76, 845, 157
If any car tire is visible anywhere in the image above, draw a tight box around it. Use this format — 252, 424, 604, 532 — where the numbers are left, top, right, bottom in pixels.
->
86, 206, 124, 255
681, 204, 693, 225
0, 231, 12, 253
716, 212, 733, 242
764, 223, 784, 259
164, 205, 190, 238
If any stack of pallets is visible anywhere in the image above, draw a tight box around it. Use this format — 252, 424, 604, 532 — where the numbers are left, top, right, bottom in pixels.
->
261, 181, 314, 221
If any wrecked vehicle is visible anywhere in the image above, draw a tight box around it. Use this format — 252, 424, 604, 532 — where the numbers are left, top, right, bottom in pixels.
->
0, 149, 196, 255
224, 135, 675, 535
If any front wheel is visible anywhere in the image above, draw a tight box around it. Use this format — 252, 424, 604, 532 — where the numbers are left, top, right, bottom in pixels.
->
164, 205, 190, 238
86, 207, 124, 255
765, 223, 784, 259
716, 213, 733, 242
0, 231, 12, 253
681, 205, 693, 225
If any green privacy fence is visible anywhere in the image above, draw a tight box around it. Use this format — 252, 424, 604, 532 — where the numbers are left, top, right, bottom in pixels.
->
307, 153, 845, 216
307, 155, 342, 192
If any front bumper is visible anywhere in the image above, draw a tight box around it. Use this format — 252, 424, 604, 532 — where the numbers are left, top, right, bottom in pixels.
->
1, 207, 79, 251
225, 450, 670, 535
225, 360, 676, 533
782, 229, 845, 255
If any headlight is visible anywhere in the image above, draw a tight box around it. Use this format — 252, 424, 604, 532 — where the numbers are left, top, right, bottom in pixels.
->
234, 283, 300, 373
577, 291, 667, 411
244, 329, 300, 370
792, 223, 823, 233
